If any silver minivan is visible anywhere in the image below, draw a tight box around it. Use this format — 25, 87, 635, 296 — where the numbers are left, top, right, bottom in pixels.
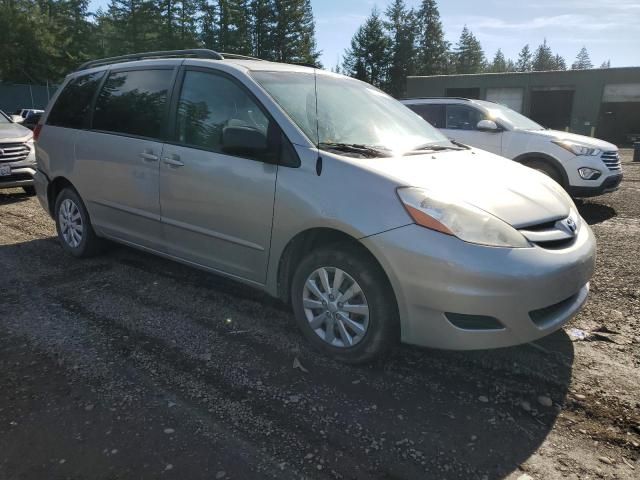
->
34, 50, 596, 362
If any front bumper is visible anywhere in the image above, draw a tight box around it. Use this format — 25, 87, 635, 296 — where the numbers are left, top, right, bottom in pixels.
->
362, 222, 596, 350
0, 165, 36, 189
568, 173, 623, 198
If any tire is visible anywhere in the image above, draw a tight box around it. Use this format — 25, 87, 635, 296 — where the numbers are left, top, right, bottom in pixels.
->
22, 185, 36, 196
54, 187, 104, 258
525, 159, 563, 186
291, 244, 399, 364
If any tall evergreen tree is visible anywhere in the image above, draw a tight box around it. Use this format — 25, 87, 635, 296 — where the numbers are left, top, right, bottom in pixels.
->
515, 44, 532, 72
600, 59, 611, 68
454, 26, 485, 74
250, 0, 275, 58
384, 0, 415, 98
531, 39, 555, 71
572, 46, 593, 69
198, 0, 218, 49
103, 0, 162, 55
342, 8, 390, 89
415, 0, 449, 75
552, 54, 567, 71
489, 49, 507, 73
218, 0, 252, 54
270, 0, 320, 65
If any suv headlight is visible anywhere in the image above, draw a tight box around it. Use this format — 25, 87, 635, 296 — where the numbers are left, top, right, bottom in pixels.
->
552, 140, 601, 156
397, 187, 530, 248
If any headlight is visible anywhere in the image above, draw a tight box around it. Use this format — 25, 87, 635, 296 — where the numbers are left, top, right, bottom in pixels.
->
397, 187, 530, 248
578, 167, 601, 180
552, 140, 601, 156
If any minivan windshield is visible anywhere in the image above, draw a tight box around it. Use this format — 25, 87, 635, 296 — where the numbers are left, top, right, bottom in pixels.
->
0, 111, 11, 123
252, 71, 453, 156
477, 101, 545, 131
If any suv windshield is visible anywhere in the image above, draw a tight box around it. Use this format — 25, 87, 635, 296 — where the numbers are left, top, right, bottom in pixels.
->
477, 101, 544, 131
252, 71, 452, 156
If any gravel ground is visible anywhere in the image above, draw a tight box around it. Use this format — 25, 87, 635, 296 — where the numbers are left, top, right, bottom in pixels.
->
0, 151, 638, 480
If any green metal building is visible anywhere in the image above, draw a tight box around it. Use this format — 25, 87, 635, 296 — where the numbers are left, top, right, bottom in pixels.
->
406, 67, 640, 144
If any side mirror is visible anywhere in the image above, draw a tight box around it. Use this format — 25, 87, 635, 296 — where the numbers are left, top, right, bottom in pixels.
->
222, 125, 268, 157
477, 119, 499, 132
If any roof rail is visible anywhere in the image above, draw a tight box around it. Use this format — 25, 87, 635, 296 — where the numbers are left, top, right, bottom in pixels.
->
77, 49, 224, 71
401, 96, 473, 101
219, 52, 264, 61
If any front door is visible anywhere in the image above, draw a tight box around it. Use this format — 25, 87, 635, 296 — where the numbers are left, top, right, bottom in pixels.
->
160, 68, 278, 283
442, 104, 503, 155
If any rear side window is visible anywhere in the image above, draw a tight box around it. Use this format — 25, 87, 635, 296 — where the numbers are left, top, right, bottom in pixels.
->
47, 71, 105, 129
93, 69, 173, 139
407, 104, 445, 128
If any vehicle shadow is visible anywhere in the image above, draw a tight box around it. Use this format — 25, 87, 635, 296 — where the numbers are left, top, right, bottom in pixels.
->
0, 237, 574, 479
0, 189, 33, 206
576, 200, 616, 225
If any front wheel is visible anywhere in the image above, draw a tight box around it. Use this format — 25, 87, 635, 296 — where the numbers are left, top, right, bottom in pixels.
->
525, 159, 563, 186
291, 244, 399, 363
54, 187, 104, 257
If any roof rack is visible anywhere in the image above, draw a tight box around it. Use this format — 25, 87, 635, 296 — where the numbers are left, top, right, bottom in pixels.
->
77, 49, 225, 71
401, 96, 473, 101
219, 52, 263, 61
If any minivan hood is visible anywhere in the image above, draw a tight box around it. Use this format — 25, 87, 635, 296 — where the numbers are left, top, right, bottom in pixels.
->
526, 129, 617, 151
0, 122, 32, 143
363, 149, 571, 228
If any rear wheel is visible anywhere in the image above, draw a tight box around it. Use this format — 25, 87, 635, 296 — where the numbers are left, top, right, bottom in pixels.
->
54, 187, 104, 257
291, 244, 399, 363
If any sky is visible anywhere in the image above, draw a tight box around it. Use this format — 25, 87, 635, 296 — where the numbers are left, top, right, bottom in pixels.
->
89, 0, 640, 69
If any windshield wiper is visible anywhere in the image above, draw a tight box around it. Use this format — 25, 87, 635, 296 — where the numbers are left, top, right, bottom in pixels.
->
319, 142, 391, 158
404, 143, 466, 156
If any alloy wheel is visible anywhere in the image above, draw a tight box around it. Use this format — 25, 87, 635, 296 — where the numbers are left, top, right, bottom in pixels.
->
58, 198, 83, 248
302, 267, 370, 348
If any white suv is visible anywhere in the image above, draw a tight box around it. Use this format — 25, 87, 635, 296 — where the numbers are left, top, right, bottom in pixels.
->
402, 98, 623, 197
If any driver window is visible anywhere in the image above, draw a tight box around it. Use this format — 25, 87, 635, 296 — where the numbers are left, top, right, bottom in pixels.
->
445, 104, 485, 131
176, 70, 271, 156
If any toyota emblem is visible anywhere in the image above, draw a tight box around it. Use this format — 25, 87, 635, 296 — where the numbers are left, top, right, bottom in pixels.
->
566, 218, 577, 233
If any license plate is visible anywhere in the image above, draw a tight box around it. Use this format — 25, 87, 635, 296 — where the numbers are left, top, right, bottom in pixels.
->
0, 165, 10, 176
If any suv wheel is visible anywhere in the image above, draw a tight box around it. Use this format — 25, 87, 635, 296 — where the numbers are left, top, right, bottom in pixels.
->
54, 188, 103, 257
526, 159, 563, 186
291, 244, 399, 363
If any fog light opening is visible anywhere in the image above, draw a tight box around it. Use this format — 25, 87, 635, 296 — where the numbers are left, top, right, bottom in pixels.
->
445, 313, 505, 331
578, 167, 601, 180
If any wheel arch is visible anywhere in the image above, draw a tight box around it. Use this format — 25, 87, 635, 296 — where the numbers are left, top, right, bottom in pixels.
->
275, 227, 397, 312
513, 152, 569, 188
47, 176, 76, 217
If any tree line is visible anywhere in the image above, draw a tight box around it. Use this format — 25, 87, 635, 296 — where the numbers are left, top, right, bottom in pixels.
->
0, 0, 608, 98
341, 0, 609, 97
0, 0, 320, 84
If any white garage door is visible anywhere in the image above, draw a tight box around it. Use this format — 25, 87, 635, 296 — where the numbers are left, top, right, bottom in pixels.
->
603, 83, 640, 102
485, 87, 524, 112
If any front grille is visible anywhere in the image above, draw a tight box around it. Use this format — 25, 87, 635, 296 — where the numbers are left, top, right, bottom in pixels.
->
601, 151, 621, 171
518, 214, 580, 250
0, 142, 30, 163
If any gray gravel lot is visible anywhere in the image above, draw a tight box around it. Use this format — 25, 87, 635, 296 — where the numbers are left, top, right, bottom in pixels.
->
0, 151, 638, 479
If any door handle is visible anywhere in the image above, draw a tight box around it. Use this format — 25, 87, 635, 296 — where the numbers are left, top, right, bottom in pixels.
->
163, 154, 184, 168
139, 151, 159, 162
